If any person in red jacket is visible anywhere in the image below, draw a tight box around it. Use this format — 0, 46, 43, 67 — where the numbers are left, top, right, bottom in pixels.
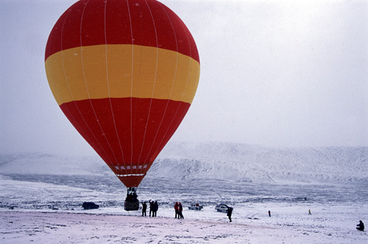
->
174, 202, 179, 218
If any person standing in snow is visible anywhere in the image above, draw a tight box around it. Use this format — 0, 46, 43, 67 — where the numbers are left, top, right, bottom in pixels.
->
178, 202, 184, 219
153, 201, 158, 217
174, 202, 179, 218
227, 207, 233, 222
149, 200, 153, 217
151, 201, 158, 217
142, 202, 147, 217
356, 220, 365, 231
268, 210, 271, 217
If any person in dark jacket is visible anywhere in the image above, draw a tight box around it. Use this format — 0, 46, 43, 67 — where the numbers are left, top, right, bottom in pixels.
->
142, 202, 147, 217
178, 202, 184, 219
149, 200, 153, 217
227, 207, 233, 222
152, 201, 158, 217
156, 201, 159, 216
356, 220, 365, 231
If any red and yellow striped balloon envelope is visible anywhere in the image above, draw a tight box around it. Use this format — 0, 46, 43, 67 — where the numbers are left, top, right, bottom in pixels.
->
45, 0, 200, 188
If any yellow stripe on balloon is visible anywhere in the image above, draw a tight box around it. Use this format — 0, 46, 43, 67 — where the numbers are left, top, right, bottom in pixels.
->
45, 44, 200, 106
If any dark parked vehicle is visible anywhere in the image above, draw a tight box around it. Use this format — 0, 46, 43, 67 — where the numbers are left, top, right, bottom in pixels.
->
82, 202, 99, 210
215, 203, 230, 213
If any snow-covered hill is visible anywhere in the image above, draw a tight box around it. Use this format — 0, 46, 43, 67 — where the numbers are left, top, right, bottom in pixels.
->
1, 142, 367, 184
154, 142, 368, 184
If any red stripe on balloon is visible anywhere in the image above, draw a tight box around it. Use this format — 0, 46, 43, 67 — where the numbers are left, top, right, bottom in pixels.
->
60, 97, 190, 187
45, 0, 199, 63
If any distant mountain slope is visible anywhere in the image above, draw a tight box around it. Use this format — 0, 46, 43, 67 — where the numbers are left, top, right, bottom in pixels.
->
154, 142, 368, 184
1, 142, 367, 184
0, 153, 110, 176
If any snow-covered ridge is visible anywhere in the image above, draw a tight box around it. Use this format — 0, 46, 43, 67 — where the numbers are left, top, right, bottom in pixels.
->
154, 142, 368, 184
1, 142, 367, 184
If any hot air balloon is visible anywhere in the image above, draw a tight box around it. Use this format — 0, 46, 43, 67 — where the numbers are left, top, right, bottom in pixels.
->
45, 0, 200, 210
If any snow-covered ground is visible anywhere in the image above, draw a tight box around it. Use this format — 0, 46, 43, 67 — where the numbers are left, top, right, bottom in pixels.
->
1, 142, 367, 243
1, 203, 367, 244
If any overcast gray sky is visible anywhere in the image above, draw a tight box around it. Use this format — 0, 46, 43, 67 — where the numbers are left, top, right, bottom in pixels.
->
1, 0, 367, 156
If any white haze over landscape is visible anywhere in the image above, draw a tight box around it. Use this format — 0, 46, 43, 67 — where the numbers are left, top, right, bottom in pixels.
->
1, 0, 368, 243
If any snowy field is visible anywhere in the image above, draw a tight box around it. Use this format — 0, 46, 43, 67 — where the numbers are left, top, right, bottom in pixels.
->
1, 142, 367, 243
1, 203, 367, 244
1, 201, 367, 243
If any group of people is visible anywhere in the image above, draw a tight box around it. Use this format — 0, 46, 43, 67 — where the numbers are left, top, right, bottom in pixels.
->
174, 202, 184, 219
140, 202, 365, 230
141, 200, 159, 217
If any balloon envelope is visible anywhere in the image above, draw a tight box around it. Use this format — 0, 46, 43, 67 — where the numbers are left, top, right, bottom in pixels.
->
45, 0, 200, 187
